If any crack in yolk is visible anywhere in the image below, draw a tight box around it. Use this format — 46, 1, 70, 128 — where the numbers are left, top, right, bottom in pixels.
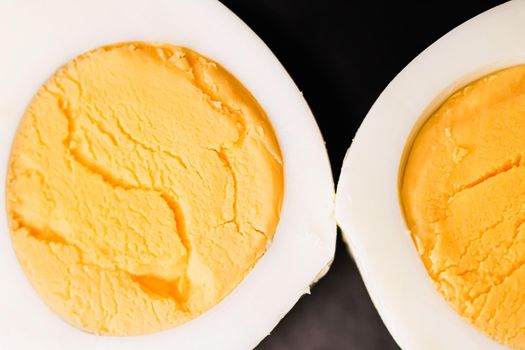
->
6, 42, 284, 336
402, 65, 525, 349
11, 213, 190, 307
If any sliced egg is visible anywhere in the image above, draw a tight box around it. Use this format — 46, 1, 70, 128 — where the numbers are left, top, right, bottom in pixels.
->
0, 0, 336, 349
335, 2, 525, 349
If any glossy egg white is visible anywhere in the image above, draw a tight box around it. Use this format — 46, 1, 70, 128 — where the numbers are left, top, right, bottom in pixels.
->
0, 1, 336, 349
336, 1, 525, 349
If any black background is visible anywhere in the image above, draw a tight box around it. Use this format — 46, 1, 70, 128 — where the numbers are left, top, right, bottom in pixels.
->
219, 1, 507, 350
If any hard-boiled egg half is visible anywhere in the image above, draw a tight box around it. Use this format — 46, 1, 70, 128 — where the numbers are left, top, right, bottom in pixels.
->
0, 1, 336, 349
336, 1, 525, 350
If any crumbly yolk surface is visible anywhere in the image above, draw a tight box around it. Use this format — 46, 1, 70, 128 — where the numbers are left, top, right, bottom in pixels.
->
402, 65, 525, 349
6, 42, 283, 336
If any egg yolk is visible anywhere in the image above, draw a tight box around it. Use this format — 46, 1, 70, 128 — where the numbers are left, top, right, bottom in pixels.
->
402, 65, 525, 348
6, 42, 283, 335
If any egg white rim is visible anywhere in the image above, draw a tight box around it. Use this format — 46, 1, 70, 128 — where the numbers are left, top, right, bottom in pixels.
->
0, 1, 336, 349
335, 1, 525, 349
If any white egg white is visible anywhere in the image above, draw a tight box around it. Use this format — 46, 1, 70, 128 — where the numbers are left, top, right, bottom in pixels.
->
0, 1, 336, 349
335, 1, 525, 349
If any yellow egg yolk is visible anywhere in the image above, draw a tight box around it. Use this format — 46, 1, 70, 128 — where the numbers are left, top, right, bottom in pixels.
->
402, 65, 525, 349
6, 42, 283, 336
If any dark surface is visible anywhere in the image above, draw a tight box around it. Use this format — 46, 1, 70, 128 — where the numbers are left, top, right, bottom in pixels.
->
218, 1, 506, 350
